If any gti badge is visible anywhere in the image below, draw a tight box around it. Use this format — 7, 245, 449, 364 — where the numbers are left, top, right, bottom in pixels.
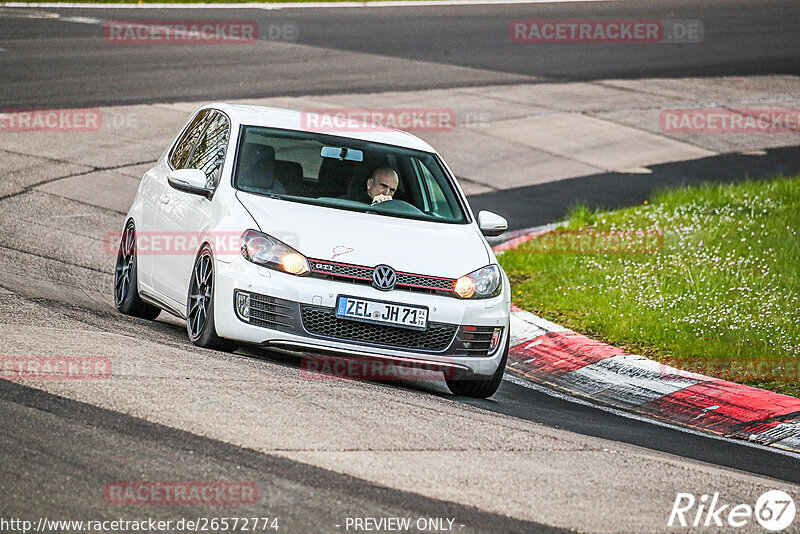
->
372, 265, 397, 291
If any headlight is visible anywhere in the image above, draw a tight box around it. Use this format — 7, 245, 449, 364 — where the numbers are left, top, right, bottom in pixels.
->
241, 230, 309, 275
454, 265, 502, 299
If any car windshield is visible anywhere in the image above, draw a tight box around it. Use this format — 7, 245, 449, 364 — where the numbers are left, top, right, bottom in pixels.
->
232, 126, 468, 224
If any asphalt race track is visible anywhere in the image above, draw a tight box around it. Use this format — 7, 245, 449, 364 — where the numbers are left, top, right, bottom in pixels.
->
0, 0, 798, 108
1, 1, 799, 532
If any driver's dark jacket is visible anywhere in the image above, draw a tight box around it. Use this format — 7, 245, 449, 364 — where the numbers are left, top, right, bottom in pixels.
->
342, 190, 374, 204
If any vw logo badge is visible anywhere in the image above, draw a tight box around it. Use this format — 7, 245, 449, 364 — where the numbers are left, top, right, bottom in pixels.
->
372, 264, 397, 291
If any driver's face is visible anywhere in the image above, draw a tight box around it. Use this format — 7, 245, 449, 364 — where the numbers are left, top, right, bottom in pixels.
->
367, 174, 398, 199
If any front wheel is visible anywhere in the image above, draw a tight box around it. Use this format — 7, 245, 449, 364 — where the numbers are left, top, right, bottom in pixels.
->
445, 334, 509, 398
186, 247, 237, 352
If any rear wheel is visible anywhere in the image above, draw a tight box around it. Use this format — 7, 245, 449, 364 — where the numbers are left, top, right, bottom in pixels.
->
114, 221, 161, 320
186, 247, 237, 352
445, 334, 509, 398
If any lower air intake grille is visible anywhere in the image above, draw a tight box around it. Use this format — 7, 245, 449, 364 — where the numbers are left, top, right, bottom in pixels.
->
300, 305, 457, 352
247, 293, 296, 331
455, 326, 497, 356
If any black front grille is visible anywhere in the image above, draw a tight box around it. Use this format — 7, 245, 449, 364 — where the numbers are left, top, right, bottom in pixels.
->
308, 259, 456, 295
395, 272, 455, 290
300, 305, 457, 352
240, 292, 297, 331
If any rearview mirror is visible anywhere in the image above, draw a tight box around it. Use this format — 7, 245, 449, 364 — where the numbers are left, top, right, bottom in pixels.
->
321, 146, 363, 162
167, 169, 212, 199
478, 210, 508, 237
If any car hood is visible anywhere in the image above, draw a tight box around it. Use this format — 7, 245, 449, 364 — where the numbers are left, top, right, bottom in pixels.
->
237, 192, 490, 278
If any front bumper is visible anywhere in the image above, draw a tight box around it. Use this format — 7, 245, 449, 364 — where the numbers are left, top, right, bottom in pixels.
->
214, 256, 510, 377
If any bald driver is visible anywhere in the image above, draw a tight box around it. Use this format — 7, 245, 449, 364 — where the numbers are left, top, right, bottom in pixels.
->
350, 167, 399, 205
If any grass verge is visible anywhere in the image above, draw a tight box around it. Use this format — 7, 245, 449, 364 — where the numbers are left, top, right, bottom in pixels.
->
500, 175, 800, 397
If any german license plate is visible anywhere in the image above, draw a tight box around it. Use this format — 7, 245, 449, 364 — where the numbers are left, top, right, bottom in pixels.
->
335, 296, 428, 330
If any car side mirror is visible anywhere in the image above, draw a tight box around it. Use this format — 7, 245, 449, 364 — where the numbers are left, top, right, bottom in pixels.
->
478, 210, 508, 237
167, 169, 212, 199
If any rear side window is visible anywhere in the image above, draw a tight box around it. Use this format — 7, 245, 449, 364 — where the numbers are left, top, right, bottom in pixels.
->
186, 112, 231, 189
169, 109, 211, 169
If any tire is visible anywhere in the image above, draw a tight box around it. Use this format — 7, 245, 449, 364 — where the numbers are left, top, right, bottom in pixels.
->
445, 334, 509, 398
186, 246, 237, 352
114, 221, 161, 320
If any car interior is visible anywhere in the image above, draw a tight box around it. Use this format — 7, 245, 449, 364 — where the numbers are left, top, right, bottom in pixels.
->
231, 127, 463, 223
235, 141, 410, 204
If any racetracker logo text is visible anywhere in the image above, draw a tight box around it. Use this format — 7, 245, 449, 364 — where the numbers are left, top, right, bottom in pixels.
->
659, 359, 800, 382
103, 21, 260, 44
104, 230, 299, 256
0, 108, 102, 132
0, 357, 111, 381
523, 230, 663, 254
300, 108, 456, 133
661, 109, 800, 133
509, 19, 703, 43
104, 482, 258, 506
300, 357, 458, 381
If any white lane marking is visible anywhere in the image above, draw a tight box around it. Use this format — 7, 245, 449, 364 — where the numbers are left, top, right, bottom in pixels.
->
502, 373, 800, 459
3, 0, 625, 9
0, 8, 59, 18
60, 15, 103, 24
0, 9, 103, 25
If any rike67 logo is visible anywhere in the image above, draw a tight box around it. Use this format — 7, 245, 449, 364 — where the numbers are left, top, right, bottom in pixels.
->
669, 490, 796, 531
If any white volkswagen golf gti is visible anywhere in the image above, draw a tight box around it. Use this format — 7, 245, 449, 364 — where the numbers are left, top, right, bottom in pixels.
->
114, 103, 511, 397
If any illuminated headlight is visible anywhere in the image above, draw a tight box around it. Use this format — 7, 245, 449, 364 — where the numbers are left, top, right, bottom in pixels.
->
454, 265, 502, 299
241, 230, 309, 275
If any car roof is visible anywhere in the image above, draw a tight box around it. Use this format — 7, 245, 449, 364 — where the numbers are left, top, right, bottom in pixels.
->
205, 102, 438, 153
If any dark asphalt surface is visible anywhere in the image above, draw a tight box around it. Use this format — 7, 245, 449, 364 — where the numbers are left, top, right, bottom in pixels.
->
1, 0, 799, 529
470, 379, 800, 486
2, 0, 799, 229
0, 379, 562, 533
0, 0, 799, 108
470, 145, 800, 229
1, 334, 798, 532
